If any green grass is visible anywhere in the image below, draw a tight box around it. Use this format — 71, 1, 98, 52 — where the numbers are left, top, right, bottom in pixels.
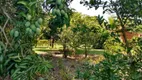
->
76, 48, 104, 55
33, 43, 104, 55
33, 47, 104, 55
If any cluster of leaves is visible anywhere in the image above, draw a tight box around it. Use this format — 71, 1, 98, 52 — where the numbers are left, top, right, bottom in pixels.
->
11, 54, 52, 80
41, 0, 73, 44
0, 0, 53, 79
75, 0, 142, 80
0, 40, 53, 80
16, 0, 43, 38
76, 37, 142, 80
92, 28, 109, 49
81, 0, 142, 50
71, 13, 103, 47
73, 25, 96, 55
133, 25, 142, 32
104, 37, 125, 54
76, 52, 142, 80
58, 12, 109, 57
48, 0, 72, 35
0, 42, 13, 79
59, 24, 97, 57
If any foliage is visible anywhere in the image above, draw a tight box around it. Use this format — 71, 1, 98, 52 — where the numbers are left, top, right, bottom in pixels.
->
104, 37, 125, 54
70, 12, 108, 49
69, 12, 104, 56
133, 25, 142, 32
92, 29, 109, 49
0, 0, 55, 79
75, 25, 96, 57
76, 51, 142, 80
59, 23, 97, 57
76, 37, 142, 80
81, 0, 142, 54
11, 54, 52, 80
0, 42, 14, 79
58, 26, 73, 58
17, 0, 43, 39
45, 0, 72, 38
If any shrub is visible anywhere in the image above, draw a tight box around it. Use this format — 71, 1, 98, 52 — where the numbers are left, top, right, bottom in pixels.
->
76, 51, 142, 80
11, 54, 52, 80
104, 37, 126, 54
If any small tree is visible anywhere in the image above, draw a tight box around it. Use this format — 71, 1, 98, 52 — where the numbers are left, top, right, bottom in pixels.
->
59, 25, 73, 58
77, 25, 96, 57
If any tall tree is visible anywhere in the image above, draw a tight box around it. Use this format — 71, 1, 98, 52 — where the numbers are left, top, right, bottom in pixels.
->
0, 0, 72, 79
81, 0, 142, 55
43, 0, 73, 48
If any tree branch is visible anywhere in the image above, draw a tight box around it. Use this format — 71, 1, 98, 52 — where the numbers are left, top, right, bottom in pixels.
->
0, 18, 11, 55
114, 5, 130, 55
2, 7, 11, 20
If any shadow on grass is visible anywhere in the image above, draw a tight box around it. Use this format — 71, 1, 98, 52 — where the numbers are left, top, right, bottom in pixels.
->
34, 47, 104, 55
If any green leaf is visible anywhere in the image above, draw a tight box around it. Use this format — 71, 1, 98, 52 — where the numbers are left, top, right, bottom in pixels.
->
0, 41, 5, 48
17, 1, 31, 13
7, 63, 14, 71
17, 1, 28, 6
4, 59, 10, 66
19, 12, 27, 18
19, 65, 27, 69
46, 63, 53, 68
29, 1, 37, 7
11, 68, 20, 77
24, 56, 32, 61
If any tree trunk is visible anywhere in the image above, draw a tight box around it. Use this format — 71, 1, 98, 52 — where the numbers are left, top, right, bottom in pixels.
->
51, 38, 54, 48
84, 44, 88, 58
63, 45, 67, 58
50, 36, 54, 48
115, 7, 131, 55
63, 38, 67, 58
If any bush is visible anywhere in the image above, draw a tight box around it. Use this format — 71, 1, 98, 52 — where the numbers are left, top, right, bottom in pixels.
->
92, 30, 109, 49
11, 54, 52, 80
104, 37, 126, 54
76, 51, 142, 80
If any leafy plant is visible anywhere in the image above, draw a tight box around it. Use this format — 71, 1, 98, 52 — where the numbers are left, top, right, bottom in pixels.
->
76, 37, 142, 80
104, 37, 126, 54
11, 54, 52, 80
76, 52, 142, 80
0, 41, 15, 79
0, 0, 53, 79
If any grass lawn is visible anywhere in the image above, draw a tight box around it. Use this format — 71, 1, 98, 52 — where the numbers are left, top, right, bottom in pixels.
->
33, 44, 104, 55
75, 48, 104, 55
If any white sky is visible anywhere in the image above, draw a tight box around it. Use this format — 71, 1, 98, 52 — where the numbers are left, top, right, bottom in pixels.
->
69, 0, 111, 20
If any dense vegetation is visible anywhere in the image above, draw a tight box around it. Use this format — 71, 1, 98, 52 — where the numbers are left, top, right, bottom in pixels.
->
0, 0, 142, 80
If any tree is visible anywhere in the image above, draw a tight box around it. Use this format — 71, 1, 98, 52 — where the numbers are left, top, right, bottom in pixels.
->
76, 0, 142, 79
58, 12, 101, 58
0, 0, 71, 79
81, 0, 142, 55
59, 25, 73, 58
70, 12, 102, 57
42, 0, 73, 48
76, 25, 96, 57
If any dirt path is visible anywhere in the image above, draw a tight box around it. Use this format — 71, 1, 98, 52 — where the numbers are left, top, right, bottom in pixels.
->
49, 57, 81, 80
38, 51, 104, 80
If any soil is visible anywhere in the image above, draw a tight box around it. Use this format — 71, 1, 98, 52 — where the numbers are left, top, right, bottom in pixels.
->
39, 51, 104, 80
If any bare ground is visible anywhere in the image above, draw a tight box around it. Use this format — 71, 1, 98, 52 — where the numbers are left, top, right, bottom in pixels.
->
38, 51, 104, 80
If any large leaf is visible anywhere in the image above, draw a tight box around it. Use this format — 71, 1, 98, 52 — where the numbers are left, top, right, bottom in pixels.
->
17, 1, 31, 13
17, 1, 28, 8
29, 1, 37, 7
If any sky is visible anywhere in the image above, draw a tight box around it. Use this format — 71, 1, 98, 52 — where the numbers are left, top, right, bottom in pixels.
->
69, 0, 111, 20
